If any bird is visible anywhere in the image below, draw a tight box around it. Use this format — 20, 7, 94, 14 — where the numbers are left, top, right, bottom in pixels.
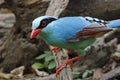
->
30, 16, 120, 76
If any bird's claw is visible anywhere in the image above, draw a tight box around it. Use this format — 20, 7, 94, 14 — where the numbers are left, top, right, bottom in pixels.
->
55, 56, 83, 77
56, 63, 67, 76
50, 47, 59, 53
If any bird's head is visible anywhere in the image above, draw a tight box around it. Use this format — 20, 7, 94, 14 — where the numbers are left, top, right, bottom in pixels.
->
30, 16, 57, 39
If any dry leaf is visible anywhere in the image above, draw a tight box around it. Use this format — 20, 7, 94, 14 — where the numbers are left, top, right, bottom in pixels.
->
32, 68, 49, 77
93, 68, 103, 80
0, 72, 13, 79
10, 66, 25, 78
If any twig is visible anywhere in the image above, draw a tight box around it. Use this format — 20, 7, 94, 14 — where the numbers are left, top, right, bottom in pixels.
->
100, 66, 120, 80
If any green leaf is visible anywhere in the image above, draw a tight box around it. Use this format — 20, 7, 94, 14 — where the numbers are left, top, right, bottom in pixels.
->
36, 54, 47, 60
74, 79, 81, 80
45, 55, 54, 62
72, 71, 81, 75
32, 62, 44, 69
48, 61, 56, 69
43, 61, 49, 68
44, 51, 52, 55
87, 70, 92, 74
82, 71, 89, 78
112, 52, 120, 57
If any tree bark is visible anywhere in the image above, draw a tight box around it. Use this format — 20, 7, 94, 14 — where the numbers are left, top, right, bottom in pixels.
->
46, 0, 69, 17
46, 0, 73, 80
100, 66, 120, 80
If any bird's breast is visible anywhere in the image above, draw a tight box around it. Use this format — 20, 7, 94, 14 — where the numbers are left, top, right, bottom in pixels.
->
39, 31, 65, 46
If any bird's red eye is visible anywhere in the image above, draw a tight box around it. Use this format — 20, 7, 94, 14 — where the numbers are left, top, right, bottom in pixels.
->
42, 21, 46, 26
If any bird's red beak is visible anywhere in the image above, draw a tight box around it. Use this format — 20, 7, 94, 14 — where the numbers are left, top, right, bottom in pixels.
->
30, 29, 41, 39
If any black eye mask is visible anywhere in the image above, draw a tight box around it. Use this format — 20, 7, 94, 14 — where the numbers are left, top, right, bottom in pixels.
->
37, 18, 57, 29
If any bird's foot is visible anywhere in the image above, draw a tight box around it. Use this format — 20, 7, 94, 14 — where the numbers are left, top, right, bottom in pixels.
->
50, 46, 60, 53
68, 49, 73, 53
56, 56, 83, 76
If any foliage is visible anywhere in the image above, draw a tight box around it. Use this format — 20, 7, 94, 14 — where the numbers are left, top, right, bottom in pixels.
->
82, 70, 93, 78
32, 51, 56, 70
72, 71, 81, 80
72, 70, 93, 80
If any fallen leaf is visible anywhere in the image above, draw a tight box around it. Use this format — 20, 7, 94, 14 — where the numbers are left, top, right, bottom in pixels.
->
116, 44, 120, 52
10, 66, 25, 78
0, 72, 13, 79
32, 68, 49, 77
111, 61, 117, 69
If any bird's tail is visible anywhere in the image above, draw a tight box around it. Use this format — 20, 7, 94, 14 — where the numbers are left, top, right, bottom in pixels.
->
107, 19, 120, 28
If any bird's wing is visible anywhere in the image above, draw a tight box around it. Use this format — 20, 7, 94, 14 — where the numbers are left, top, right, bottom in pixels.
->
67, 23, 112, 43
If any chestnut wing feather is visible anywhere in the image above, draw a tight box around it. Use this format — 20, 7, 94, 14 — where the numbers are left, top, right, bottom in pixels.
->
67, 26, 112, 43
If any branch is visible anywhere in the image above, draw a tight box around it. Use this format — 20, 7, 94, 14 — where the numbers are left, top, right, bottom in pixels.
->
45, 0, 72, 80
52, 49, 73, 80
74, 29, 118, 75
45, 0, 69, 17
100, 66, 120, 80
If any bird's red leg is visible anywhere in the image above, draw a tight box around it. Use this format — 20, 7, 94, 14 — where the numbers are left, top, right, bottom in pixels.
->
50, 46, 60, 53
68, 49, 73, 53
56, 55, 83, 76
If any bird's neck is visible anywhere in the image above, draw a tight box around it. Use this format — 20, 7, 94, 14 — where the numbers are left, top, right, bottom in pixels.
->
39, 29, 52, 41
39, 31, 49, 38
